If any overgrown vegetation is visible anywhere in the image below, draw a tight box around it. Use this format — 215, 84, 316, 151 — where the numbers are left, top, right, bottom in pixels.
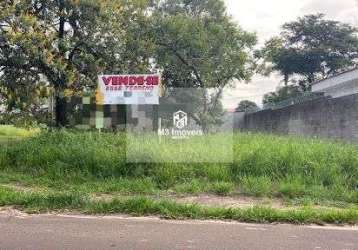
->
0, 130, 357, 224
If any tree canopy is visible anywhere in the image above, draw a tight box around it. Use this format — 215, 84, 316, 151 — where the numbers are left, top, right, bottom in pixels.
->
1, 0, 257, 128
151, 0, 256, 89
0, 0, 152, 125
235, 100, 259, 113
259, 14, 358, 90
150, 0, 257, 129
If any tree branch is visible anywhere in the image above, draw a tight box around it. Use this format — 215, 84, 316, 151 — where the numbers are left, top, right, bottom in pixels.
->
157, 41, 204, 87
208, 86, 224, 115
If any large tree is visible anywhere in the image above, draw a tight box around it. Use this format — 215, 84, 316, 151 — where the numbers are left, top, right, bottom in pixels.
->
235, 100, 259, 113
0, 0, 152, 126
259, 14, 358, 90
149, 0, 257, 130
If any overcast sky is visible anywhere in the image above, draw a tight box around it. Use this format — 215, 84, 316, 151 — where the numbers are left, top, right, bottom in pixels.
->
222, 0, 358, 110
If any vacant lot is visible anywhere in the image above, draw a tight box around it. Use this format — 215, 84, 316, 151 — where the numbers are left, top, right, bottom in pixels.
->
0, 128, 357, 224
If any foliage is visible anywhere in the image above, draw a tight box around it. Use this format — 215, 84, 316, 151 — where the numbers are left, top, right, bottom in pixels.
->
150, 0, 257, 128
235, 100, 259, 113
159, 88, 225, 131
0, 0, 153, 126
0, 0, 257, 128
0, 108, 52, 128
263, 85, 303, 105
151, 0, 257, 88
258, 14, 358, 89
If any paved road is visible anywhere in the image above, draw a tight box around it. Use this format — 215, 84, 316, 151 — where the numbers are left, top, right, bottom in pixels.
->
0, 212, 357, 250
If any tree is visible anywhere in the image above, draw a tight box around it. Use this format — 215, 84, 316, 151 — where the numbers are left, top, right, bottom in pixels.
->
263, 85, 302, 105
235, 100, 259, 113
1, 0, 257, 129
0, 0, 153, 126
150, 0, 257, 130
259, 14, 358, 90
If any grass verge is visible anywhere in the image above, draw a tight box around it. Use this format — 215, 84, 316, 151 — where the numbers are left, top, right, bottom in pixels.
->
1, 187, 357, 225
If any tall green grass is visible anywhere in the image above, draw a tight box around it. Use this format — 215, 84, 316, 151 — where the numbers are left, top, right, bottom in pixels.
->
126, 133, 233, 163
0, 125, 39, 138
232, 133, 358, 202
0, 131, 357, 203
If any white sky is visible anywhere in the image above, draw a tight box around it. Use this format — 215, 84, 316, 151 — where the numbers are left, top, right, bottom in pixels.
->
222, 0, 358, 110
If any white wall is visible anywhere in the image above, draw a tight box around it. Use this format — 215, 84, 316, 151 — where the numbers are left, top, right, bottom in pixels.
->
312, 68, 358, 98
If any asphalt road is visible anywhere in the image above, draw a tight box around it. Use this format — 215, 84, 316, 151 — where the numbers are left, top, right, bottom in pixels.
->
0, 212, 357, 250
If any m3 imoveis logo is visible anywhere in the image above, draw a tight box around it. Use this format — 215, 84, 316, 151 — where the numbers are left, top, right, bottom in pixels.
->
173, 110, 187, 129
158, 110, 203, 140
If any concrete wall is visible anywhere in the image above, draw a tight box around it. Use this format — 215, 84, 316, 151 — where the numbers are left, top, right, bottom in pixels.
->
236, 94, 358, 142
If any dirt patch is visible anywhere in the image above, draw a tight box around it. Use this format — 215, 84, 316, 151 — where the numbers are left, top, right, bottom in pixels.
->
91, 193, 121, 202
0, 183, 46, 193
0, 207, 29, 218
174, 194, 285, 209
91, 193, 286, 209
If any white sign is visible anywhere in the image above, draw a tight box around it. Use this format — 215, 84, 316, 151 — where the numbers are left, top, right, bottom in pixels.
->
97, 74, 160, 105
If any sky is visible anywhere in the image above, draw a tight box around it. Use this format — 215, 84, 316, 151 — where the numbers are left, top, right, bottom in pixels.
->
222, 0, 358, 110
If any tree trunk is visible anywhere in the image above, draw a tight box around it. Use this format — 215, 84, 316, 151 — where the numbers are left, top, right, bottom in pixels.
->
55, 0, 67, 127
55, 91, 67, 127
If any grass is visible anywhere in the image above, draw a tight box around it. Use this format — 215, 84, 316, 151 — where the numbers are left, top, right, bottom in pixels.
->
1, 131, 357, 202
0, 125, 39, 138
126, 133, 233, 163
0, 125, 39, 145
0, 130, 357, 224
86, 198, 358, 224
0, 187, 357, 224
173, 180, 234, 195
240, 176, 272, 197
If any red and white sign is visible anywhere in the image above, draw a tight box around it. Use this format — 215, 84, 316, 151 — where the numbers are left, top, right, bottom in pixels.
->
98, 74, 160, 105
